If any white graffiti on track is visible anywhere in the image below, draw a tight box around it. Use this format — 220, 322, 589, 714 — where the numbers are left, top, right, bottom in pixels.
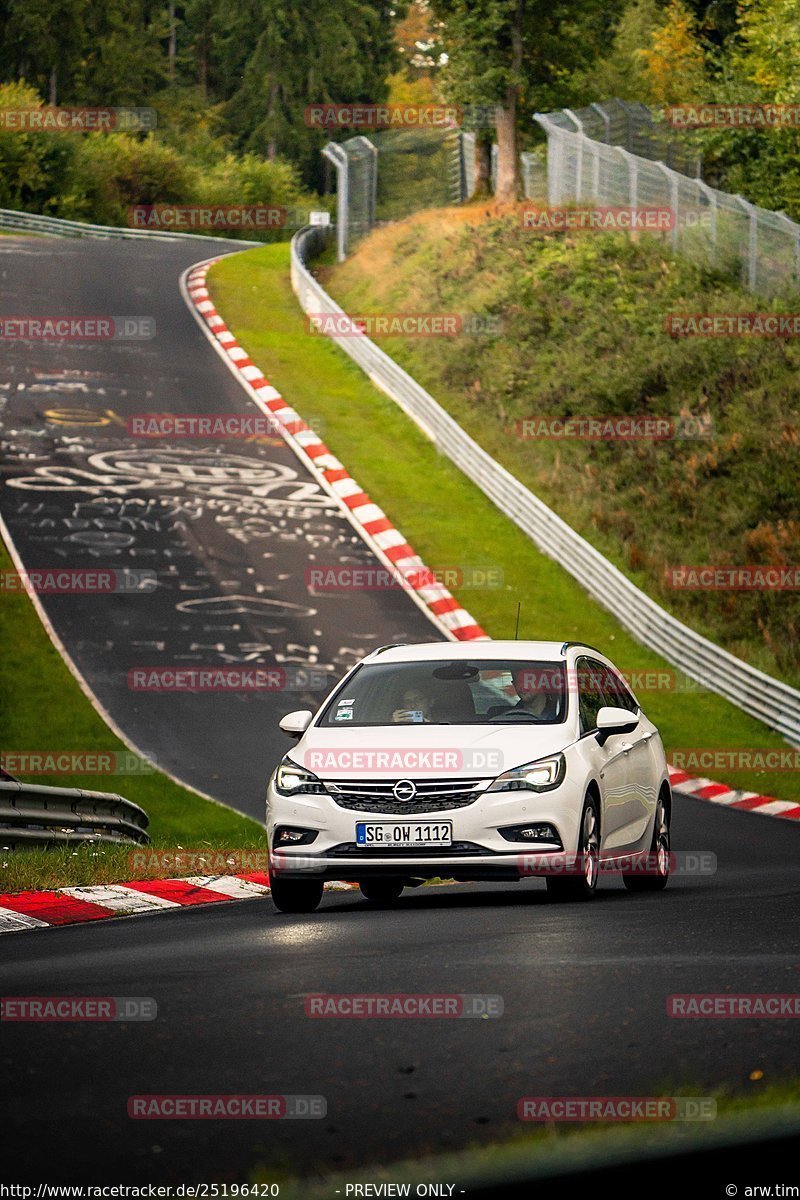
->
6, 447, 335, 514
175, 594, 317, 619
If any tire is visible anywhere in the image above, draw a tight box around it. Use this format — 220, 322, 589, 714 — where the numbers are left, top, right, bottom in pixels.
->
269, 873, 323, 913
546, 796, 600, 902
623, 789, 671, 893
360, 879, 404, 906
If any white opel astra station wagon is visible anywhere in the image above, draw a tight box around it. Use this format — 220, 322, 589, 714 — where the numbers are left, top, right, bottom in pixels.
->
265, 640, 672, 913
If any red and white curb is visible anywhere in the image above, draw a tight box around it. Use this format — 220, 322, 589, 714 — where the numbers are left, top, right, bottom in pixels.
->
0, 874, 357, 936
668, 766, 800, 822
181, 258, 487, 643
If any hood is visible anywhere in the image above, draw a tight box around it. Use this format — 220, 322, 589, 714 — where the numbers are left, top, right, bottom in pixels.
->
290, 721, 573, 781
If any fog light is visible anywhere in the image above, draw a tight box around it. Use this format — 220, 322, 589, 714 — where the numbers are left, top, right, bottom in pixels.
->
499, 823, 560, 845
274, 827, 318, 846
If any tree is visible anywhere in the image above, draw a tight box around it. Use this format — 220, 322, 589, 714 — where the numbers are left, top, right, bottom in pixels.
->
218, 0, 403, 188
735, 0, 800, 102
431, 0, 625, 203
0, 0, 87, 103
637, 0, 707, 104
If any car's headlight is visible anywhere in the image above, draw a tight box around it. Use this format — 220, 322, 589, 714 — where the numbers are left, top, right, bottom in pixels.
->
273, 756, 327, 796
487, 753, 566, 793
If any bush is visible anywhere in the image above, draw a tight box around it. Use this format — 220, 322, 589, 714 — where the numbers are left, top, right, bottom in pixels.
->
0, 82, 324, 236
0, 81, 77, 213
62, 134, 195, 224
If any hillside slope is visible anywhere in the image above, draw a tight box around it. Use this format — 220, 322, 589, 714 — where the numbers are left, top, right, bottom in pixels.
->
322, 207, 800, 687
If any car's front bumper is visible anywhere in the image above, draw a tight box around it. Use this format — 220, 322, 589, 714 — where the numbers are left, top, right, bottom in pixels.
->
266, 776, 586, 881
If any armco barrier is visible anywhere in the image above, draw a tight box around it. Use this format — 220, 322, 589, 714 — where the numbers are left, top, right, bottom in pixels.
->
0, 780, 150, 846
0, 207, 261, 246
290, 224, 800, 746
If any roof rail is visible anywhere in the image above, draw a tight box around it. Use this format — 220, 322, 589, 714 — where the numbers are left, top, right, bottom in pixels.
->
560, 641, 606, 656
366, 643, 407, 658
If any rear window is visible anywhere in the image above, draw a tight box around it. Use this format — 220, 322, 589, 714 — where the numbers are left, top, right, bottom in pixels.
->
317, 659, 568, 727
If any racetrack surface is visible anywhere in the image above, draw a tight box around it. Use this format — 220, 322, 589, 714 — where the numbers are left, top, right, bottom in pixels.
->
0, 236, 439, 817
2, 793, 798, 1182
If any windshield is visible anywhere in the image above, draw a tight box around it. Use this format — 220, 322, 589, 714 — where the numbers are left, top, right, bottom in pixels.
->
317, 659, 568, 727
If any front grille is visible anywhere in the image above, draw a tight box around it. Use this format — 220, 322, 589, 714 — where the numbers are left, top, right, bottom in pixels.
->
327, 841, 489, 857
324, 777, 487, 815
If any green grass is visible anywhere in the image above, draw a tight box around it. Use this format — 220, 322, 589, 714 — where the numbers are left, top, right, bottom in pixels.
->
323, 207, 800, 689
263, 1085, 800, 1191
208, 242, 800, 806
0, 538, 262, 892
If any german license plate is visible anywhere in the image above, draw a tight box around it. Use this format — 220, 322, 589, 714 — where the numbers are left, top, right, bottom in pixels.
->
355, 822, 453, 848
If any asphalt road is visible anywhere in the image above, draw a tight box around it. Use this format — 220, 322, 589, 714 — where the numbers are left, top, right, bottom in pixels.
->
2, 794, 799, 1183
0, 235, 439, 816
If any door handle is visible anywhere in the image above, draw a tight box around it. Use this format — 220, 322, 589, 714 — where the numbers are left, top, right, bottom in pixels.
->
620, 742, 633, 754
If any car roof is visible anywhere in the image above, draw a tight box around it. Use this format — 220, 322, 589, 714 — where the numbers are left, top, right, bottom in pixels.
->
363, 640, 605, 664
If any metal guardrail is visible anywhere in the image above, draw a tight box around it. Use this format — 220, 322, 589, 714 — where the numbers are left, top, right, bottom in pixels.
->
0, 207, 261, 247
291, 224, 800, 746
0, 780, 150, 846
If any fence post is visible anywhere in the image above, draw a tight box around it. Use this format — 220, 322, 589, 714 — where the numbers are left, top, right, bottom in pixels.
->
322, 142, 348, 262
777, 210, 800, 290
655, 162, 679, 252
695, 179, 718, 266
533, 113, 563, 205
591, 139, 600, 199
564, 108, 584, 202
589, 101, 611, 144
617, 147, 638, 209
366, 137, 378, 227
736, 194, 759, 291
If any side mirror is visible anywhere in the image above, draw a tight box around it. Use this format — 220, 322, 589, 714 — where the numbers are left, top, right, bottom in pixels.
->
595, 705, 639, 746
279, 709, 313, 738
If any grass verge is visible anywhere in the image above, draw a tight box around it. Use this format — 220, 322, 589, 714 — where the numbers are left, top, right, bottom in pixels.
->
208, 242, 800, 806
0, 537, 262, 893
261, 1086, 800, 1191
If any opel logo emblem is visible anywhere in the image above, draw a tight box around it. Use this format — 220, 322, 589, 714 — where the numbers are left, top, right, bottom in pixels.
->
393, 779, 417, 802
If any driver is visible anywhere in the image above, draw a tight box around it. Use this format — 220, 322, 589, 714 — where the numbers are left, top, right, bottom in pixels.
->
513, 673, 560, 720
392, 687, 433, 724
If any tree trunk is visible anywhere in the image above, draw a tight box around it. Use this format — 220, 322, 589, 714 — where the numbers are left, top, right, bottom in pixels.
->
494, 103, 517, 203
474, 131, 492, 197
494, 0, 524, 204
198, 39, 208, 98
48, 65, 57, 106
168, 0, 177, 83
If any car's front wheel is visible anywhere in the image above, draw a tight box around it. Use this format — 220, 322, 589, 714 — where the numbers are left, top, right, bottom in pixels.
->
269, 873, 323, 913
359, 879, 404, 906
623, 789, 671, 893
546, 796, 600, 902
